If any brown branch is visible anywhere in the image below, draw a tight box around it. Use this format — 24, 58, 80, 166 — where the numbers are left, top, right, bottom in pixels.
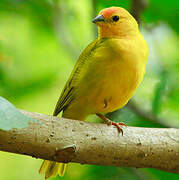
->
0, 110, 179, 174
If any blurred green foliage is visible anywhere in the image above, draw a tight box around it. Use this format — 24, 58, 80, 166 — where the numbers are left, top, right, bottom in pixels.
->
0, 0, 179, 179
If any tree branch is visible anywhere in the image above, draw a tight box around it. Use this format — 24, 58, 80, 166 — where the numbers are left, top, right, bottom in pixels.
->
0, 110, 179, 173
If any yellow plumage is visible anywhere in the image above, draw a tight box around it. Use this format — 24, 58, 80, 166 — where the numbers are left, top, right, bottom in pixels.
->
39, 160, 66, 179
39, 6, 148, 179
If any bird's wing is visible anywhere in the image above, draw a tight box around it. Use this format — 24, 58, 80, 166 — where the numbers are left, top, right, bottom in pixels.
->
53, 38, 105, 116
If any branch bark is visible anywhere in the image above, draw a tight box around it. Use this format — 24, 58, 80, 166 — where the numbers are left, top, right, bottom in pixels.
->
0, 110, 179, 174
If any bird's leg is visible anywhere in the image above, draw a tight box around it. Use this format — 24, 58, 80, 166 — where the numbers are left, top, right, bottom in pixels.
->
96, 113, 126, 135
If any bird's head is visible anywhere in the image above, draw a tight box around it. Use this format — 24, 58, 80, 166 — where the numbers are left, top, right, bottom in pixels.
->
93, 7, 139, 38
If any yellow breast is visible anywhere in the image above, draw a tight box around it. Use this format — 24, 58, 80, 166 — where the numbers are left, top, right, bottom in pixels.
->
62, 35, 148, 119
93, 36, 148, 113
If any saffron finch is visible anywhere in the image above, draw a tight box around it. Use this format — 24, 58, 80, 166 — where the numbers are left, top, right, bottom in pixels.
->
39, 6, 148, 179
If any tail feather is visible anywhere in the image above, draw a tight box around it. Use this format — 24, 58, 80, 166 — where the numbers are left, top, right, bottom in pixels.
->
39, 160, 67, 179
58, 163, 67, 176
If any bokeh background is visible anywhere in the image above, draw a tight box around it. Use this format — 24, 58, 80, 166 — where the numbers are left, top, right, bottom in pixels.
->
0, 0, 179, 179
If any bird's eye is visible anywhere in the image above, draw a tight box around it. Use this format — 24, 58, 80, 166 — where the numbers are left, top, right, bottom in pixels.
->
112, 15, 119, 22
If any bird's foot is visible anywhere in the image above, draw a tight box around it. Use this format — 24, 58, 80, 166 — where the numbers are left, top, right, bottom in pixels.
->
96, 113, 126, 135
111, 122, 127, 135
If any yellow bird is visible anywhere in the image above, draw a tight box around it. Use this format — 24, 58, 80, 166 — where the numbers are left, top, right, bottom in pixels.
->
39, 6, 148, 179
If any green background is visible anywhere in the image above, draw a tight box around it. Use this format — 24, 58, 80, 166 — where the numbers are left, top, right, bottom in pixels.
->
0, 0, 179, 179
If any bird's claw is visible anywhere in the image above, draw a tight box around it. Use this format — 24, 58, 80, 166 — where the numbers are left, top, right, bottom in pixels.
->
111, 122, 127, 135
96, 113, 127, 135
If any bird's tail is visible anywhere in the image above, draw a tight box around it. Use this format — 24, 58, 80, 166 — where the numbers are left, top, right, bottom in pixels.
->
39, 160, 67, 179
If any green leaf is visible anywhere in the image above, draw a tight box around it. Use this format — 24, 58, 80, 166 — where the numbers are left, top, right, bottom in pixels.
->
0, 96, 40, 130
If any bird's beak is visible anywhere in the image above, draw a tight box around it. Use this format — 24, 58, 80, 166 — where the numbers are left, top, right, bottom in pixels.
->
92, 14, 105, 23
